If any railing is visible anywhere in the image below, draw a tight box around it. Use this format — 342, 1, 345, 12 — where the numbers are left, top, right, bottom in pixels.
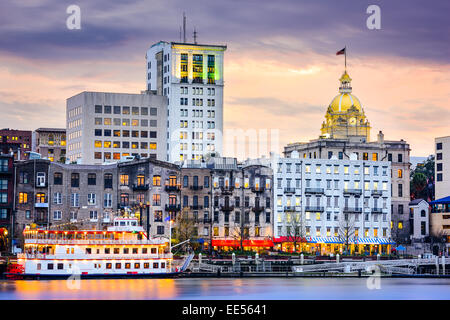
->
371, 190, 383, 196
165, 204, 181, 211
343, 189, 362, 195
24, 239, 167, 245
343, 207, 363, 213
284, 188, 296, 193
220, 186, 234, 194
220, 204, 235, 212
251, 186, 266, 193
190, 205, 203, 210
304, 206, 324, 212
252, 206, 265, 213
35, 202, 49, 208
132, 184, 149, 191
371, 208, 383, 213
304, 188, 324, 194
17, 253, 173, 260
284, 206, 297, 212
165, 185, 181, 192
190, 185, 203, 190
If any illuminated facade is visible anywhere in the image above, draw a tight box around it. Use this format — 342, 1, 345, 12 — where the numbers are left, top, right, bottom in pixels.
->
146, 41, 227, 163
32, 128, 66, 163
66, 91, 167, 164
284, 70, 412, 244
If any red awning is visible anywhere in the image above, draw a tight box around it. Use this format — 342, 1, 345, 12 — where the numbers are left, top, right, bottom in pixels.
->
273, 236, 307, 243
212, 239, 274, 247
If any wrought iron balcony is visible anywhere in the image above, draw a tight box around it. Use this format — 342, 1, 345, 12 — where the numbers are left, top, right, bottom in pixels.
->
165, 204, 181, 212
304, 188, 324, 194
371, 190, 383, 196
252, 205, 265, 213
189, 185, 203, 190
220, 186, 234, 194
220, 204, 235, 212
132, 184, 149, 191
304, 206, 324, 212
165, 184, 181, 192
35, 201, 49, 208
343, 189, 362, 195
190, 205, 203, 210
284, 187, 296, 193
343, 207, 362, 213
284, 206, 296, 212
371, 208, 383, 213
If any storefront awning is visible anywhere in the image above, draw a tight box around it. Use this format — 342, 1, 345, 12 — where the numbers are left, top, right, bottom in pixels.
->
273, 236, 307, 243
212, 239, 274, 247
307, 237, 394, 245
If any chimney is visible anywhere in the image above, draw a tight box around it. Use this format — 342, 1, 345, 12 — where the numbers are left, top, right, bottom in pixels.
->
377, 130, 384, 144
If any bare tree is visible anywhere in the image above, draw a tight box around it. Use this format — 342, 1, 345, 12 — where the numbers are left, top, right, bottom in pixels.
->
338, 214, 356, 254
429, 229, 447, 255
174, 208, 197, 252
231, 211, 249, 252
285, 211, 307, 252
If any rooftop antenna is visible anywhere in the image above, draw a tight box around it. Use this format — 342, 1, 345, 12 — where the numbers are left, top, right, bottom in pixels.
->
193, 27, 198, 44
179, 26, 182, 42
183, 12, 186, 43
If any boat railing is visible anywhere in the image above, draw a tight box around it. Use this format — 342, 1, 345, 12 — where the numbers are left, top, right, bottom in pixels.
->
17, 253, 173, 260
24, 239, 168, 245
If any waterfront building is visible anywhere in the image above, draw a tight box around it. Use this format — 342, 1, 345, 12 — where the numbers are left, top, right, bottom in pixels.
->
66, 91, 168, 164
0, 128, 32, 160
284, 71, 411, 244
408, 199, 429, 241
180, 161, 212, 249
146, 41, 226, 162
435, 136, 450, 200
273, 151, 392, 255
429, 196, 450, 255
209, 157, 273, 251
13, 158, 180, 245
32, 128, 66, 163
0, 154, 14, 252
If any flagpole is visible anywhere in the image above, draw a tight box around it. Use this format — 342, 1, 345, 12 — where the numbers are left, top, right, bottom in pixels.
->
345, 45, 347, 71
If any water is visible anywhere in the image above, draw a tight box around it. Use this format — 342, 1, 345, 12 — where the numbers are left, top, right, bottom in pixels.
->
0, 278, 449, 300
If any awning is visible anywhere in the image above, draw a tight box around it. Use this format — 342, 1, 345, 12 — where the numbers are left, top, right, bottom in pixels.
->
306, 237, 394, 245
273, 236, 307, 243
211, 239, 274, 247
430, 196, 450, 205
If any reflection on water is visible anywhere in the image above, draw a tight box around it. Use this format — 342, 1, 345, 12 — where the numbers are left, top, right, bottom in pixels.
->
0, 278, 450, 300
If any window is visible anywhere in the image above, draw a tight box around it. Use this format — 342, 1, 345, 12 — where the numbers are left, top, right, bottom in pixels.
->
53, 192, 62, 205
53, 211, 62, 220
71, 173, 79, 188
153, 175, 161, 186
89, 211, 98, 221
398, 184, 403, 197
120, 174, 129, 186
120, 194, 129, 206
398, 154, 403, 163
397, 169, 403, 178
35, 193, 46, 203
372, 153, 378, 161
36, 172, 46, 186
71, 193, 79, 207
54, 172, 63, 185
87, 193, 96, 205
19, 192, 28, 204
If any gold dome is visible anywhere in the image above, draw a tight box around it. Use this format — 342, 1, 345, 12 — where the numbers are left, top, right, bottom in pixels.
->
329, 93, 362, 113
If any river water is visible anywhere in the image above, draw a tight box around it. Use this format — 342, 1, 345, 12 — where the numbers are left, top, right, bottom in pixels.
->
0, 278, 449, 300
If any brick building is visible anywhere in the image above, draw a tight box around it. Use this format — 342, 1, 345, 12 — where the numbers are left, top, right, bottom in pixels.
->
0, 128, 32, 160
0, 154, 14, 252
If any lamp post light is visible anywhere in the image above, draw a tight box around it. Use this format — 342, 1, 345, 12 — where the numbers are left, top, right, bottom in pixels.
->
139, 202, 143, 227
146, 201, 150, 238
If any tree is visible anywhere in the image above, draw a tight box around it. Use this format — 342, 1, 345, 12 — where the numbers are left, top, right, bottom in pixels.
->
410, 155, 435, 201
231, 211, 250, 252
285, 211, 307, 252
174, 208, 197, 252
338, 214, 356, 254
428, 229, 447, 255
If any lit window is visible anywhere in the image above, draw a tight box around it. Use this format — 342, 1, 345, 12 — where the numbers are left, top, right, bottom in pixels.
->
103, 141, 111, 148
398, 169, 403, 178
150, 143, 157, 150
94, 141, 102, 148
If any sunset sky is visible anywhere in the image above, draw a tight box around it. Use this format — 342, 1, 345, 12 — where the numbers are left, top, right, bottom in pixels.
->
0, 0, 449, 158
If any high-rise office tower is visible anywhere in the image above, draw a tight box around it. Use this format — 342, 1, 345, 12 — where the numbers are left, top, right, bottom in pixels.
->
146, 41, 226, 163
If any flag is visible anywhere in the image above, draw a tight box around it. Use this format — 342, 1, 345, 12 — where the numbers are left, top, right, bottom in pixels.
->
336, 48, 346, 55
164, 216, 171, 222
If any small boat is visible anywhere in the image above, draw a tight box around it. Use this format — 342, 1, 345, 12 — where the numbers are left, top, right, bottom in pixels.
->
6, 217, 183, 279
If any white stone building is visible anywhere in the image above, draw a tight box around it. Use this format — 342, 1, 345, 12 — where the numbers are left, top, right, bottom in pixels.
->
146, 41, 226, 163
66, 91, 167, 164
273, 151, 392, 254
435, 136, 450, 200
408, 199, 429, 240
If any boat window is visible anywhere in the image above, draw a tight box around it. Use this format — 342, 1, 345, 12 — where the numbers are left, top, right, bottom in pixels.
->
48, 263, 54, 270
105, 248, 110, 254
132, 248, 138, 254
123, 248, 129, 254
85, 248, 92, 254
153, 262, 159, 268
106, 263, 112, 269
120, 221, 126, 226
115, 222, 119, 226
125, 263, 131, 269
161, 262, 165, 268
131, 221, 137, 226
142, 248, 148, 254
114, 248, 119, 254
151, 248, 157, 254
115, 263, 121, 269
144, 263, 149, 269
37, 263, 41, 270
134, 263, 140, 269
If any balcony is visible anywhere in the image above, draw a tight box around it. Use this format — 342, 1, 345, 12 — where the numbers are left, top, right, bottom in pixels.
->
190, 205, 203, 210
165, 184, 181, 192
343, 189, 362, 195
34, 218, 48, 225
304, 188, 324, 194
371, 190, 383, 197
371, 208, 383, 213
305, 206, 324, 212
220, 186, 234, 195
343, 207, 362, 213
252, 205, 265, 213
284, 206, 296, 212
220, 204, 235, 212
165, 204, 181, 212
132, 184, 149, 191
35, 201, 49, 208
251, 186, 265, 193
284, 187, 296, 194
200, 218, 212, 224
190, 185, 203, 190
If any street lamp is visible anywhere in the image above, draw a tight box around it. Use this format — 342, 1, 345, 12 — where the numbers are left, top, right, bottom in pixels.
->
146, 201, 150, 238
